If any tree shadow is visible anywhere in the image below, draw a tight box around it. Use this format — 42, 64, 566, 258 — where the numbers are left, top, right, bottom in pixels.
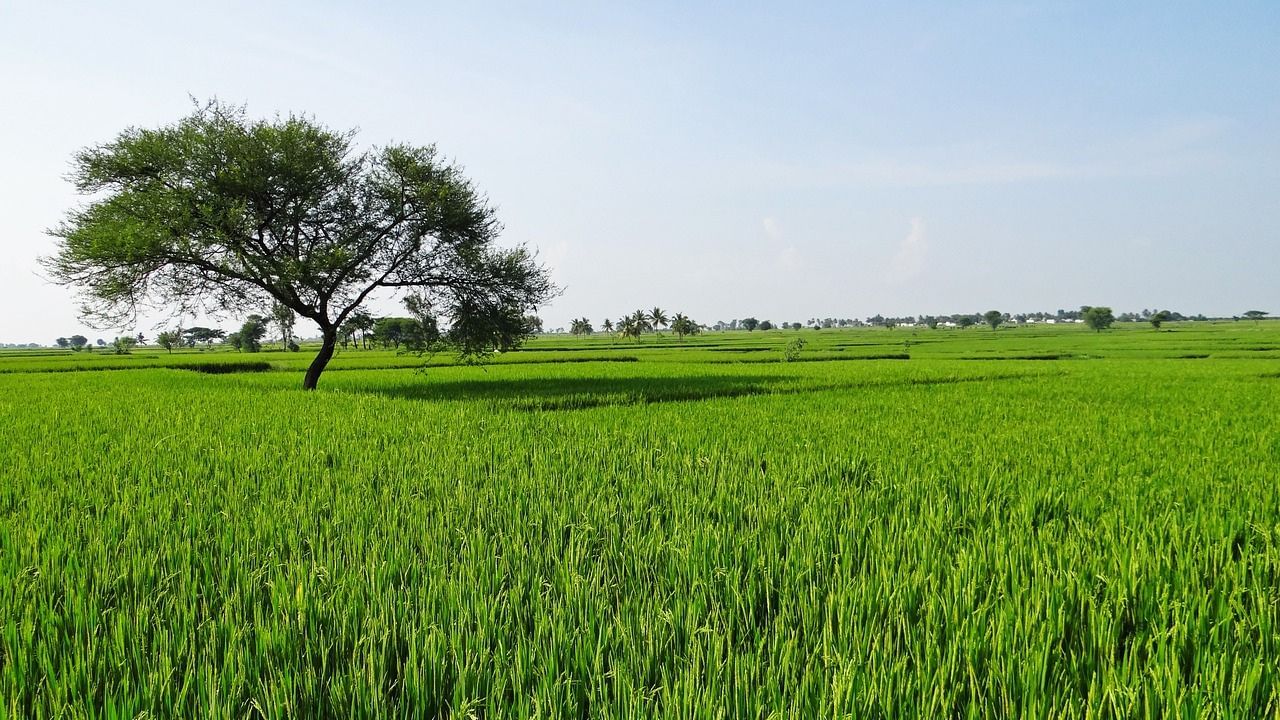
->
341, 373, 792, 411
328, 367, 1055, 411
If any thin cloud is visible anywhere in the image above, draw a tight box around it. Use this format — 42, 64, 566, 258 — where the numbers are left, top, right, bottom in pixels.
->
889, 217, 927, 282
751, 117, 1231, 189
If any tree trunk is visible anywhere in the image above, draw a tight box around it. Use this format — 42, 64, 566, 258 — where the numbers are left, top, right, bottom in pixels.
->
303, 328, 337, 390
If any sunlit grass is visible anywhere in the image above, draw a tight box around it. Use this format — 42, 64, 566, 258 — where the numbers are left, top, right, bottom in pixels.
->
1, 324, 1278, 716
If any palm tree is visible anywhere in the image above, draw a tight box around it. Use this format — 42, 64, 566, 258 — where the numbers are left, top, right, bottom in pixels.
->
620, 311, 651, 342
671, 312, 699, 340
650, 307, 668, 335
635, 310, 653, 338
602, 318, 614, 334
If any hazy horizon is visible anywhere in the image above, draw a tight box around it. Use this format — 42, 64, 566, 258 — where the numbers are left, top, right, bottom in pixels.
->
2, 2, 1277, 344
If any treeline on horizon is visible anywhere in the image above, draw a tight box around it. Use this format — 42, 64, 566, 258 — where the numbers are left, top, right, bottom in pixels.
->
23, 307, 1271, 350
714, 307, 1227, 332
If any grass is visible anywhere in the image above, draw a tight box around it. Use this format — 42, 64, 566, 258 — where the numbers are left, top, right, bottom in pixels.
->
1, 322, 1278, 717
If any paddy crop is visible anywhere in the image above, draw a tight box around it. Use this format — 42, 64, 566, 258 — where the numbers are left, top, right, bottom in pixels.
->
1, 324, 1278, 717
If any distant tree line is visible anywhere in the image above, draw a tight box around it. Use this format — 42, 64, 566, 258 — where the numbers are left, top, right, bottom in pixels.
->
538, 306, 1270, 339
54, 332, 146, 354
565, 308, 703, 342
686, 307, 1257, 332
48, 305, 1273, 353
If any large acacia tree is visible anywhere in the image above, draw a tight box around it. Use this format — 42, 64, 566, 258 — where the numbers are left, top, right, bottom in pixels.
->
45, 101, 556, 389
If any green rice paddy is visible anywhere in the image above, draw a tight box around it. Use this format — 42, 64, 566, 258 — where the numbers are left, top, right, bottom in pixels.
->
2, 322, 1278, 717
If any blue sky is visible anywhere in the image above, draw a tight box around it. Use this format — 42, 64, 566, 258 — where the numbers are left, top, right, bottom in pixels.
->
1, 1, 1276, 340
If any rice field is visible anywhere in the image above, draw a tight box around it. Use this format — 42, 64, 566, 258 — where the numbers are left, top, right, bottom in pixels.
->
2, 322, 1278, 717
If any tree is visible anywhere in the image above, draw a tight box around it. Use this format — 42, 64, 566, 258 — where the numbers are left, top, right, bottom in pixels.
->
135, 332, 147, 345
650, 307, 668, 335
338, 319, 359, 349
44, 100, 555, 390
601, 318, 614, 334
1149, 310, 1172, 329
338, 309, 375, 350
741, 317, 760, 332
570, 318, 594, 336
347, 310, 375, 349
232, 315, 268, 352
670, 313, 699, 340
618, 311, 651, 341
69, 335, 88, 351
183, 327, 225, 349
1244, 310, 1268, 323
112, 336, 138, 354
156, 330, 181, 353
633, 310, 653, 338
55, 337, 69, 349
958, 317, 975, 328
372, 317, 413, 348
759, 320, 774, 331
1082, 306, 1115, 332
983, 310, 1003, 330
271, 301, 297, 350
783, 337, 807, 362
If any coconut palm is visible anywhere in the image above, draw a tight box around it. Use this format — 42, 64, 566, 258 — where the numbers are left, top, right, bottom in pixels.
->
619, 310, 651, 341
634, 310, 653, 336
650, 307, 668, 335
671, 312, 699, 340
602, 318, 614, 334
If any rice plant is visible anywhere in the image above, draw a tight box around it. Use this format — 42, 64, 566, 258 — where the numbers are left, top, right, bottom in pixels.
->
1, 324, 1278, 717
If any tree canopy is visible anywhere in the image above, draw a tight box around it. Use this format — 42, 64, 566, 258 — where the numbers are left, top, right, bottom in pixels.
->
44, 101, 555, 389
1082, 306, 1115, 332
618, 311, 653, 341
156, 330, 180, 352
569, 318, 593, 336
670, 313, 699, 340
227, 315, 268, 352
183, 327, 225, 348
649, 307, 668, 332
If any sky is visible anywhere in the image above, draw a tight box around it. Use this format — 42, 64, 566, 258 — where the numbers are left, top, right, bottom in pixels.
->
1, 1, 1277, 342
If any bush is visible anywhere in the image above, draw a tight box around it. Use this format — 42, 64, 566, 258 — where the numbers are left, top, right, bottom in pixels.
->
783, 337, 807, 362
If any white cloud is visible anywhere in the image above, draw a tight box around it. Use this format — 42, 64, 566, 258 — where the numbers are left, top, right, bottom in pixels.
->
889, 217, 927, 282
762, 216, 781, 239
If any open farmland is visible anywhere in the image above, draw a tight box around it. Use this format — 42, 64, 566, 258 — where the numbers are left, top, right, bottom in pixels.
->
2, 322, 1279, 717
